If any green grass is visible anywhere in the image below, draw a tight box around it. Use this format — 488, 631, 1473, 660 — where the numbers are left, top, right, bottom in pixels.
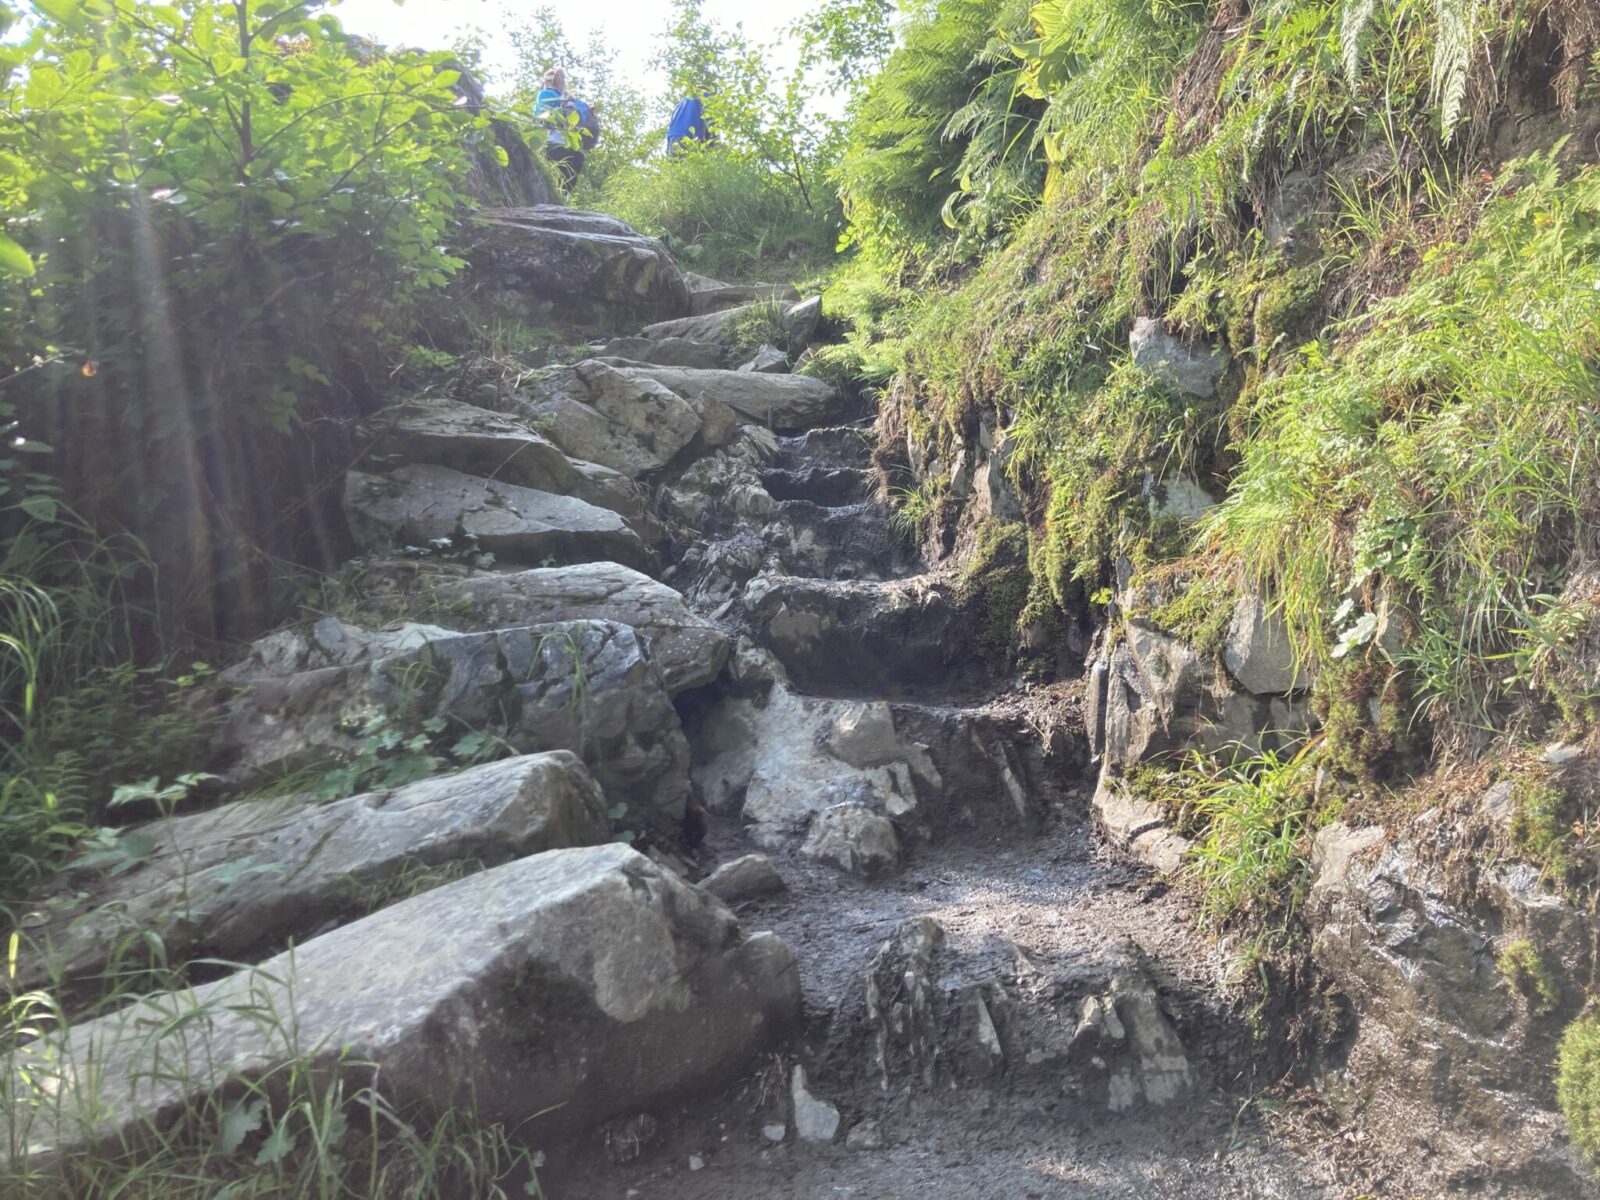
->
2, 950, 544, 1199
604, 146, 839, 282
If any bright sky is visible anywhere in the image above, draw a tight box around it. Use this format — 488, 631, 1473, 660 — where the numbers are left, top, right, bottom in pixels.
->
333, 0, 819, 98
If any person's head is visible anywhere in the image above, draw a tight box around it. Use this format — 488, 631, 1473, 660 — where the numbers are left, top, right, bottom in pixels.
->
542, 67, 567, 93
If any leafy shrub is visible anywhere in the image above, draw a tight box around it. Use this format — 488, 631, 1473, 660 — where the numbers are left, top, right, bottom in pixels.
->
604, 146, 840, 282
0, 1, 486, 639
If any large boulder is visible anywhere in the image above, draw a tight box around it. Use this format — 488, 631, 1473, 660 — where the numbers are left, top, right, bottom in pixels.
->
464, 207, 689, 325
10, 754, 609, 995
603, 363, 844, 431
215, 617, 692, 824
508, 360, 707, 478
436, 562, 731, 695
360, 399, 651, 530
343, 465, 651, 571
7, 846, 804, 1164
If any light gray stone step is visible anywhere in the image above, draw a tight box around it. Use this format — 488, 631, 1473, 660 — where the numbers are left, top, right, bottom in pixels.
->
360, 398, 655, 535
344, 465, 653, 571
8, 754, 610, 998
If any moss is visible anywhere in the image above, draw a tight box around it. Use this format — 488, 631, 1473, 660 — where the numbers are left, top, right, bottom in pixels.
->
1497, 938, 1560, 1016
958, 521, 1031, 660
1149, 570, 1237, 660
1313, 657, 1414, 784
1509, 770, 1576, 883
1558, 1014, 1600, 1165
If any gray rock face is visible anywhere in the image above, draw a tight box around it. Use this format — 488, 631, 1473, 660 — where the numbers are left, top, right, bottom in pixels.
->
600, 335, 724, 369
1309, 839, 1594, 1192
801, 804, 901, 878
1129, 317, 1227, 398
700, 855, 787, 905
216, 617, 692, 825
509, 360, 706, 478
343, 465, 651, 571
465, 206, 690, 324
8, 846, 803, 1164
1222, 593, 1303, 695
436, 562, 730, 695
604, 364, 844, 431
11, 754, 609, 994
361, 398, 649, 529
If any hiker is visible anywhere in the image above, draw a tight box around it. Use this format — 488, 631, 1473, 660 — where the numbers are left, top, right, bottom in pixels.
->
534, 67, 601, 189
667, 89, 715, 154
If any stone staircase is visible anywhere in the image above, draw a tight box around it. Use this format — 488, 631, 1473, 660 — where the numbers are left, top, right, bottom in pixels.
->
5, 208, 1338, 1198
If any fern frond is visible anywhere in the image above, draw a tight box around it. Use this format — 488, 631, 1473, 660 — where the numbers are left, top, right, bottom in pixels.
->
1338, 0, 1379, 84
1430, 0, 1474, 139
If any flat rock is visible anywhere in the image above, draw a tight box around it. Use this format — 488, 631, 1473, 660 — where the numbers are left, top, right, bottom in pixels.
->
1222, 594, 1303, 695
361, 398, 649, 528
606, 363, 843, 431
790, 1065, 841, 1143
509, 360, 706, 478
465, 206, 689, 324
689, 282, 801, 316
8, 846, 803, 1164
436, 562, 730, 695
700, 855, 787, 905
600, 335, 724, 369
343, 465, 650, 571
10, 754, 609, 994
781, 295, 823, 347
640, 302, 767, 345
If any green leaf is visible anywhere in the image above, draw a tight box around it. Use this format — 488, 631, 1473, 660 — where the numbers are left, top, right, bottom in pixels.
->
16, 496, 58, 523
218, 1098, 266, 1155
0, 233, 33, 279
253, 1122, 297, 1167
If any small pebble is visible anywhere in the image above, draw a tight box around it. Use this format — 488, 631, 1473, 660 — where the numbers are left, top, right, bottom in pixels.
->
762, 1122, 787, 1143
688, 1154, 705, 1171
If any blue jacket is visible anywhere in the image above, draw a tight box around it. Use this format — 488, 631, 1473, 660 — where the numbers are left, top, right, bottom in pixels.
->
668, 96, 712, 149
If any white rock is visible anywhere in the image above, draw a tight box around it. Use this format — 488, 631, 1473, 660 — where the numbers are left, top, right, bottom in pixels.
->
790, 1065, 841, 1143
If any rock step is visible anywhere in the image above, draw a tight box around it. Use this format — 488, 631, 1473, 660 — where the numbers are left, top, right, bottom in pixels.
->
744, 574, 1011, 700
775, 425, 874, 472
9, 754, 610, 998
343, 465, 653, 573
10, 846, 802, 1168
688, 281, 801, 317
765, 499, 917, 583
760, 465, 875, 506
